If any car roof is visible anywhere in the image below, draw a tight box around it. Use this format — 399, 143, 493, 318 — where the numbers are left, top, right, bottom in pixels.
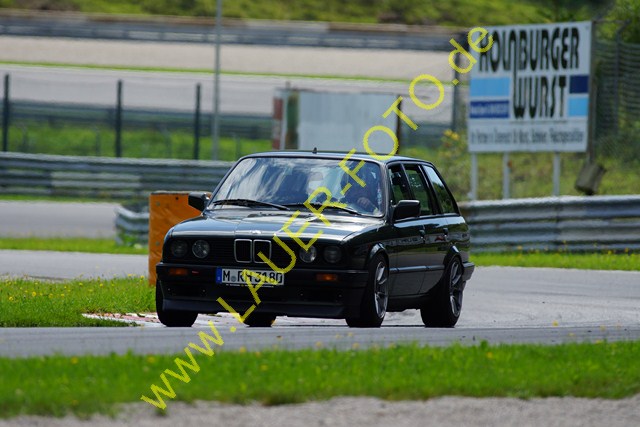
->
241, 150, 434, 166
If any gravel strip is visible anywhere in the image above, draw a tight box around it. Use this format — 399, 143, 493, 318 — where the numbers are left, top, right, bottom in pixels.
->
2, 395, 639, 427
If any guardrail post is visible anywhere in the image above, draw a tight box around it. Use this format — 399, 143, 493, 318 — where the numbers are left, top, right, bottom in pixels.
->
2, 74, 9, 152
193, 83, 201, 160
115, 80, 123, 158
502, 152, 510, 199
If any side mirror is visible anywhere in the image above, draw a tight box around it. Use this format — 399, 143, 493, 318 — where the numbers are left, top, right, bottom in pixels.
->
188, 192, 210, 212
393, 200, 420, 221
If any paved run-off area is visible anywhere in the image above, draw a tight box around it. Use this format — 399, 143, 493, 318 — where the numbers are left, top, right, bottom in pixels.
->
0, 36, 452, 80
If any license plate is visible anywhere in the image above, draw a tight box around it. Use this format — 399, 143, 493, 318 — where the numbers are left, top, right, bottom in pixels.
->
215, 268, 284, 286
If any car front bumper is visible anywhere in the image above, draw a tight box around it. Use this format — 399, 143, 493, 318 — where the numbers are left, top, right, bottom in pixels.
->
156, 263, 369, 319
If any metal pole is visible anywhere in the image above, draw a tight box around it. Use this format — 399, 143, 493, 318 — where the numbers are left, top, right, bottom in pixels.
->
586, 20, 597, 164
470, 152, 478, 200
502, 152, 510, 199
212, 0, 222, 160
115, 80, 123, 158
451, 48, 461, 133
2, 74, 9, 152
552, 152, 561, 196
613, 21, 629, 135
194, 83, 201, 160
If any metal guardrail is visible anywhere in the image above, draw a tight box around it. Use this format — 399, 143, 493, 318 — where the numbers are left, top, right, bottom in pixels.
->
0, 152, 233, 199
115, 205, 149, 244
460, 196, 640, 252
113, 193, 640, 251
0, 9, 460, 52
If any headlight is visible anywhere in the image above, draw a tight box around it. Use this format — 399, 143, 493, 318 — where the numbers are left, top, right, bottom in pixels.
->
323, 245, 342, 264
192, 240, 210, 259
299, 246, 317, 263
170, 240, 188, 258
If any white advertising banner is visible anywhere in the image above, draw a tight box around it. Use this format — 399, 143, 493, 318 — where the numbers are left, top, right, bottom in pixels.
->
468, 21, 592, 153
297, 91, 398, 152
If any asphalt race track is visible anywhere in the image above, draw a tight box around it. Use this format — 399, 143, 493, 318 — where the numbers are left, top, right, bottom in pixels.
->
1, 250, 639, 357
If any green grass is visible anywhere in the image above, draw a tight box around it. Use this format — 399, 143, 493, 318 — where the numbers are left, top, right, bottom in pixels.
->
0, 237, 147, 254
7, 123, 271, 161
473, 251, 640, 271
0, 277, 154, 327
0, 340, 638, 418
0, 0, 606, 27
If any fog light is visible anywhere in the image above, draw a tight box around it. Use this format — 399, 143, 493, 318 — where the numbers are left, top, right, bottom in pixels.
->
316, 273, 338, 282
299, 246, 317, 263
192, 240, 210, 259
323, 245, 342, 263
170, 240, 188, 258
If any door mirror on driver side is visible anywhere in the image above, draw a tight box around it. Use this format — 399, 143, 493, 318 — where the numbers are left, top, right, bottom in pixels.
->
188, 192, 210, 212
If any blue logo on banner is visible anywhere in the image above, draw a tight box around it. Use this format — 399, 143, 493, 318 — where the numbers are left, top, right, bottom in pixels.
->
470, 101, 510, 119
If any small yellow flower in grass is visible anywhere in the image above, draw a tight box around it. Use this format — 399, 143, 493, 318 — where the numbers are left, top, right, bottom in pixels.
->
8, 296, 13, 301
552, 320, 559, 327
260, 364, 268, 371
48, 294, 53, 298
60, 294, 65, 298
486, 352, 494, 359
70, 357, 79, 365
238, 346, 247, 353
99, 283, 104, 287
31, 291, 36, 297
351, 342, 360, 350
146, 356, 157, 364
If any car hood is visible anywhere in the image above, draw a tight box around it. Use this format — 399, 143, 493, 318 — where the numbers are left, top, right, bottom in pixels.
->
169, 209, 384, 242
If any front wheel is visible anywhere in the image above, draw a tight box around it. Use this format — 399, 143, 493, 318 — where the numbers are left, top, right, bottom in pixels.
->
156, 281, 198, 327
346, 254, 388, 328
421, 257, 464, 327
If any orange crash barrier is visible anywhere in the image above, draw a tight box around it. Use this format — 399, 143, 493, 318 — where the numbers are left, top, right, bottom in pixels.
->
148, 191, 203, 286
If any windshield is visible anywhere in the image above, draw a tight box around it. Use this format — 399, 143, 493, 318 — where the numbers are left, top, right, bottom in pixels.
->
211, 157, 385, 216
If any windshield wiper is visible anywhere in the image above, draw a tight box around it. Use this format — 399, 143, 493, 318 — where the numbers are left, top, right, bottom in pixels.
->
284, 202, 362, 216
210, 199, 289, 211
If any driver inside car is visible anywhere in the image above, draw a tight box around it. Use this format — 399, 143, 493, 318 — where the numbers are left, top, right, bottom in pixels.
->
340, 164, 382, 214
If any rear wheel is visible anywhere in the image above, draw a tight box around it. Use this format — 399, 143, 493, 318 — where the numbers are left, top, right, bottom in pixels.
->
346, 254, 388, 328
156, 281, 198, 327
421, 257, 464, 327
244, 313, 276, 327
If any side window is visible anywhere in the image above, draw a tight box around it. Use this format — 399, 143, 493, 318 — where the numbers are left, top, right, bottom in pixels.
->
388, 165, 411, 205
404, 166, 433, 216
423, 165, 457, 214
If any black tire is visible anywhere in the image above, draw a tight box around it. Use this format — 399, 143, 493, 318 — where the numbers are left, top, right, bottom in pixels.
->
421, 257, 464, 327
156, 281, 198, 327
346, 254, 389, 328
244, 313, 276, 327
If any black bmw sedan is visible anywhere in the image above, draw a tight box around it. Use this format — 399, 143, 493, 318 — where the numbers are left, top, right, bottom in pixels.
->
156, 151, 474, 328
